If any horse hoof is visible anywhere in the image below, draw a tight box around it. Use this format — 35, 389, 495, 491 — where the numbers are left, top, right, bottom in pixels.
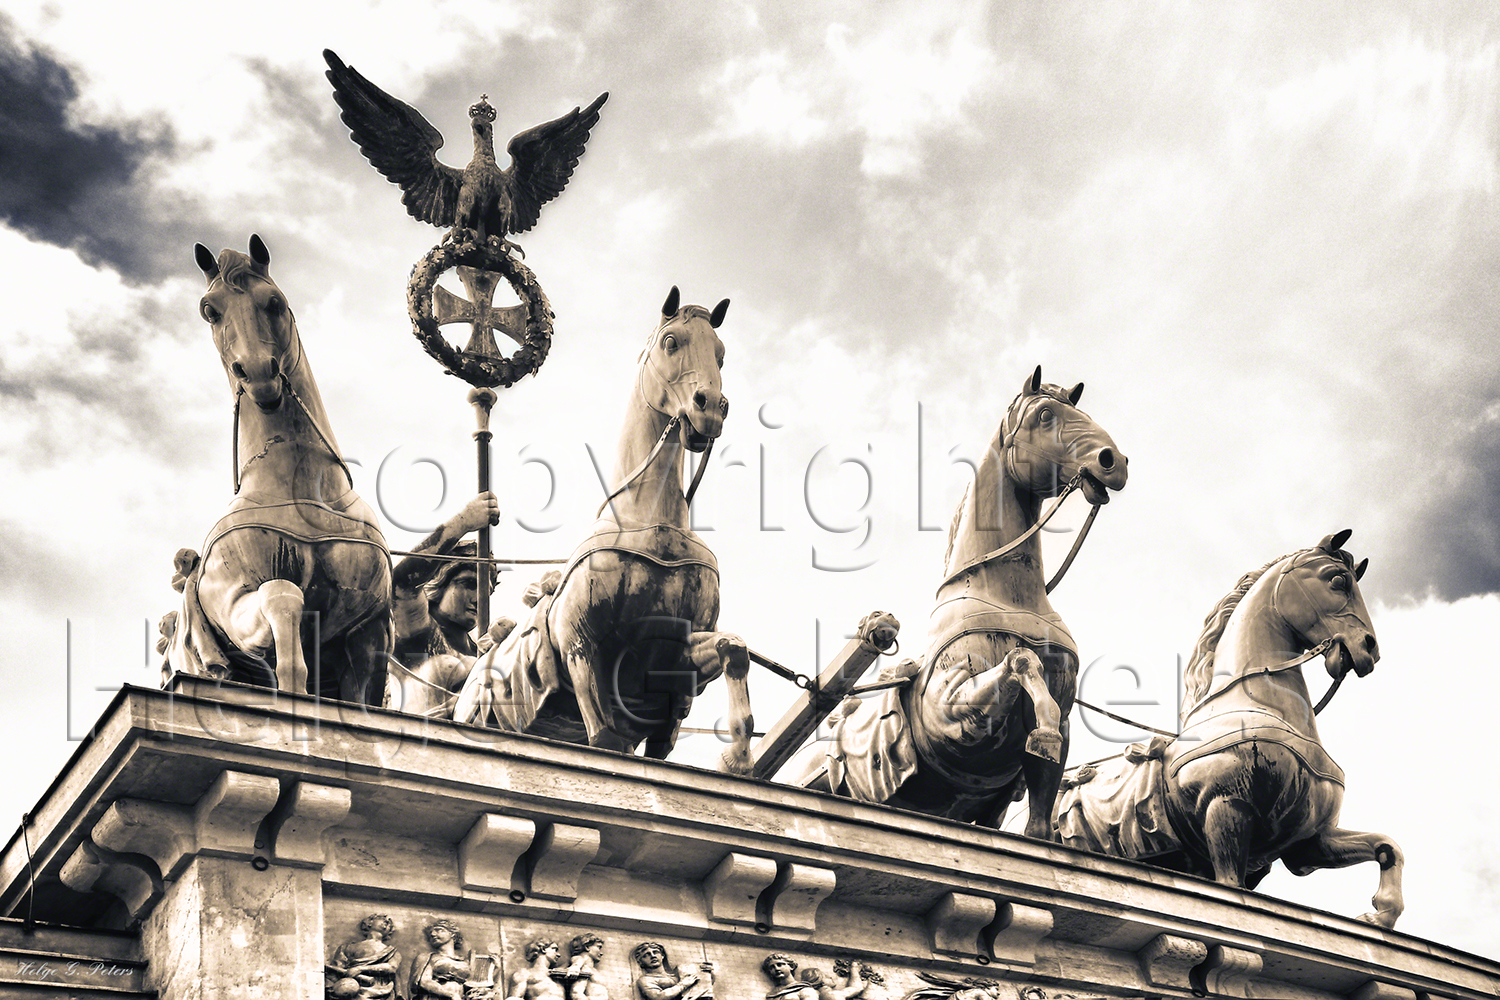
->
1358, 910, 1398, 929
719, 748, 754, 776
1025, 728, 1063, 763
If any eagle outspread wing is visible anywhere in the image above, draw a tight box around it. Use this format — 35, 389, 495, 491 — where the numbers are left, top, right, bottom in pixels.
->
323, 49, 463, 228
505, 92, 608, 234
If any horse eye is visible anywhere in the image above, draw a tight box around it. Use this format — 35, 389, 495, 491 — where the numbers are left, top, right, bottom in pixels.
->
1037, 406, 1054, 424
200, 301, 220, 323
265, 295, 285, 317
662, 335, 677, 352
1331, 574, 1349, 593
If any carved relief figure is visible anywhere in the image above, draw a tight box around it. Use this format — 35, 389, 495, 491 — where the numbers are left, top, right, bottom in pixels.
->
325, 913, 402, 999
814, 961, 884, 1000
900, 973, 1006, 1000
565, 934, 609, 1000
411, 919, 479, 999
762, 955, 818, 1000
632, 942, 711, 1000
507, 939, 564, 1000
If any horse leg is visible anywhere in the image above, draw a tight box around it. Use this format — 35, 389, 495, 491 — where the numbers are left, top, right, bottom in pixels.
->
561, 645, 635, 752
691, 632, 752, 775
227, 580, 308, 695
327, 613, 392, 708
1281, 827, 1405, 928
1008, 648, 1063, 763
1200, 797, 1254, 886
1019, 720, 1067, 840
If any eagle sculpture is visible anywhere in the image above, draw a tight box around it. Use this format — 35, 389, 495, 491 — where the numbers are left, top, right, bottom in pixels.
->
323, 49, 607, 252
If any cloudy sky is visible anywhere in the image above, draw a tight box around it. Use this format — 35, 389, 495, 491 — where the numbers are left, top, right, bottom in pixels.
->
2, 0, 1497, 958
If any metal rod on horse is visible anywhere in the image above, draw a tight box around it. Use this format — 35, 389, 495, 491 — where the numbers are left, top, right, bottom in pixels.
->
469, 386, 498, 635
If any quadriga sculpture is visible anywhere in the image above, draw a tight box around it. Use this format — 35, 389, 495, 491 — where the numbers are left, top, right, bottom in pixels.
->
789, 368, 1127, 835
457, 288, 754, 771
1055, 530, 1403, 927
163, 236, 391, 704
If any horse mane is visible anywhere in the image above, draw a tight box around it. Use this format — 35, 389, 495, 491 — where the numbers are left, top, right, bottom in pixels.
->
215, 248, 264, 292
1180, 551, 1294, 721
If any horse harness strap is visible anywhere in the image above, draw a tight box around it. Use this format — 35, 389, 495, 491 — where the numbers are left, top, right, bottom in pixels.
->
200, 492, 390, 558
231, 371, 355, 496
1185, 638, 1333, 720
936, 475, 1086, 593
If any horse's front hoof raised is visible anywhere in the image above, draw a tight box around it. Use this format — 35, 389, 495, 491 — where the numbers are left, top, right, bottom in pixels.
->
1025, 727, 1063, 763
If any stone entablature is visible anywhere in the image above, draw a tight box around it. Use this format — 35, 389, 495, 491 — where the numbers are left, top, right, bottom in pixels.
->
0, 678, 1494, 1000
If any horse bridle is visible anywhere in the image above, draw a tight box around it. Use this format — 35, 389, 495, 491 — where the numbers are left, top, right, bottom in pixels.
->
595, 325, 717, 516
1186, 551, 1357, 718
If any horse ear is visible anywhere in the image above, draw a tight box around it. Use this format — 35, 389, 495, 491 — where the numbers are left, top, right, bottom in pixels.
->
194, 244, 219, 282
1023, 365, 1042, 395
1067, 382, 1084, 405
1354, 557, 1369, 581
661, 286, 680, 318
248, 234, 270, 269
1322, 528, 1353, 553
710, 298, 730, 328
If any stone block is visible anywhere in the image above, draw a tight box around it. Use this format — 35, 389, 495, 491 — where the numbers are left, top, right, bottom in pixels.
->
271, 781, 351, 867
92, 799, 196, 882
987, 901, 1052, 966
193, 769, 282, 859
1199, 943, 1262, 997
1138, 933, 1208, 991
704, 852, 778, 927
926, 891, 996, 959
765, 862, 836, 936
1351, 983, 1419, 1000
528, 822, 601, 903
460, 813, 536, 894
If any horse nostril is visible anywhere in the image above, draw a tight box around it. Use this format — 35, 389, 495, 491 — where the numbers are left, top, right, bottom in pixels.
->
720, 396, 729, 417
1098, 448, 1115, 470
1364, 634, 1379, 659
231, 362, 247, 381
694, 390, 709, 411
267, 358, 280, 380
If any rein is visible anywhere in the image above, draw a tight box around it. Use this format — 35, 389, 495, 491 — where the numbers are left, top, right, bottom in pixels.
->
388, 657, 460, 717
231, 371, 354, 496
1074, 637, 1345, 744
937, 474, 1102, 593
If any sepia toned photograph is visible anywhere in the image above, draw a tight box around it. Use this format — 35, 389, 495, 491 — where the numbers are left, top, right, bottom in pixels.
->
0, 3, 1495, 996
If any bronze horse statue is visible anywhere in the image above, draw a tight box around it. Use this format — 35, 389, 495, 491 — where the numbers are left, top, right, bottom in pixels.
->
163, 236, 391, 704
457, 288, 755, 772
788, 368, 1127, 835
1055, 530, 1403, 927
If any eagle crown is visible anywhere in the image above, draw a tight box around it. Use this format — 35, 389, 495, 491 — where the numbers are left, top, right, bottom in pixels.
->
469, 96, 496, 123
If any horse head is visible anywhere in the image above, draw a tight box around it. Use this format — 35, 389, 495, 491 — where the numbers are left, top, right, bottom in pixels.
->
638, 286, 730, 452
195, 234, 297, 413
1274, 529, 1379, 679
1002, 366, 1127, 505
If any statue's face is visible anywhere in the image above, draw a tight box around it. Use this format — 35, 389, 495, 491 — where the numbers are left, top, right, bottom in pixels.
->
435, 571, 479, 627
587, 940, 604, 959
428, 925, 454, 946
545, 943, 560, 963
767, 959, 792, 983
639, 946, 662, 968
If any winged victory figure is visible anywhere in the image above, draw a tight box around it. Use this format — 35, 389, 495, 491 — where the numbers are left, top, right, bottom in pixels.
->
324, 49, 608, 255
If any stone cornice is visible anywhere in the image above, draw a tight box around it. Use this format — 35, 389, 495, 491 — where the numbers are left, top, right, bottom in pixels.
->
2, 680, 1495, 1000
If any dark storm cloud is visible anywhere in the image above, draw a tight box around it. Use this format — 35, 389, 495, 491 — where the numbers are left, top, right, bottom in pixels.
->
0, 16, 225, 283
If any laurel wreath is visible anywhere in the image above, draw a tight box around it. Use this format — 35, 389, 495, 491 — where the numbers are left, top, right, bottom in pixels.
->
407, 234, 554, 388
